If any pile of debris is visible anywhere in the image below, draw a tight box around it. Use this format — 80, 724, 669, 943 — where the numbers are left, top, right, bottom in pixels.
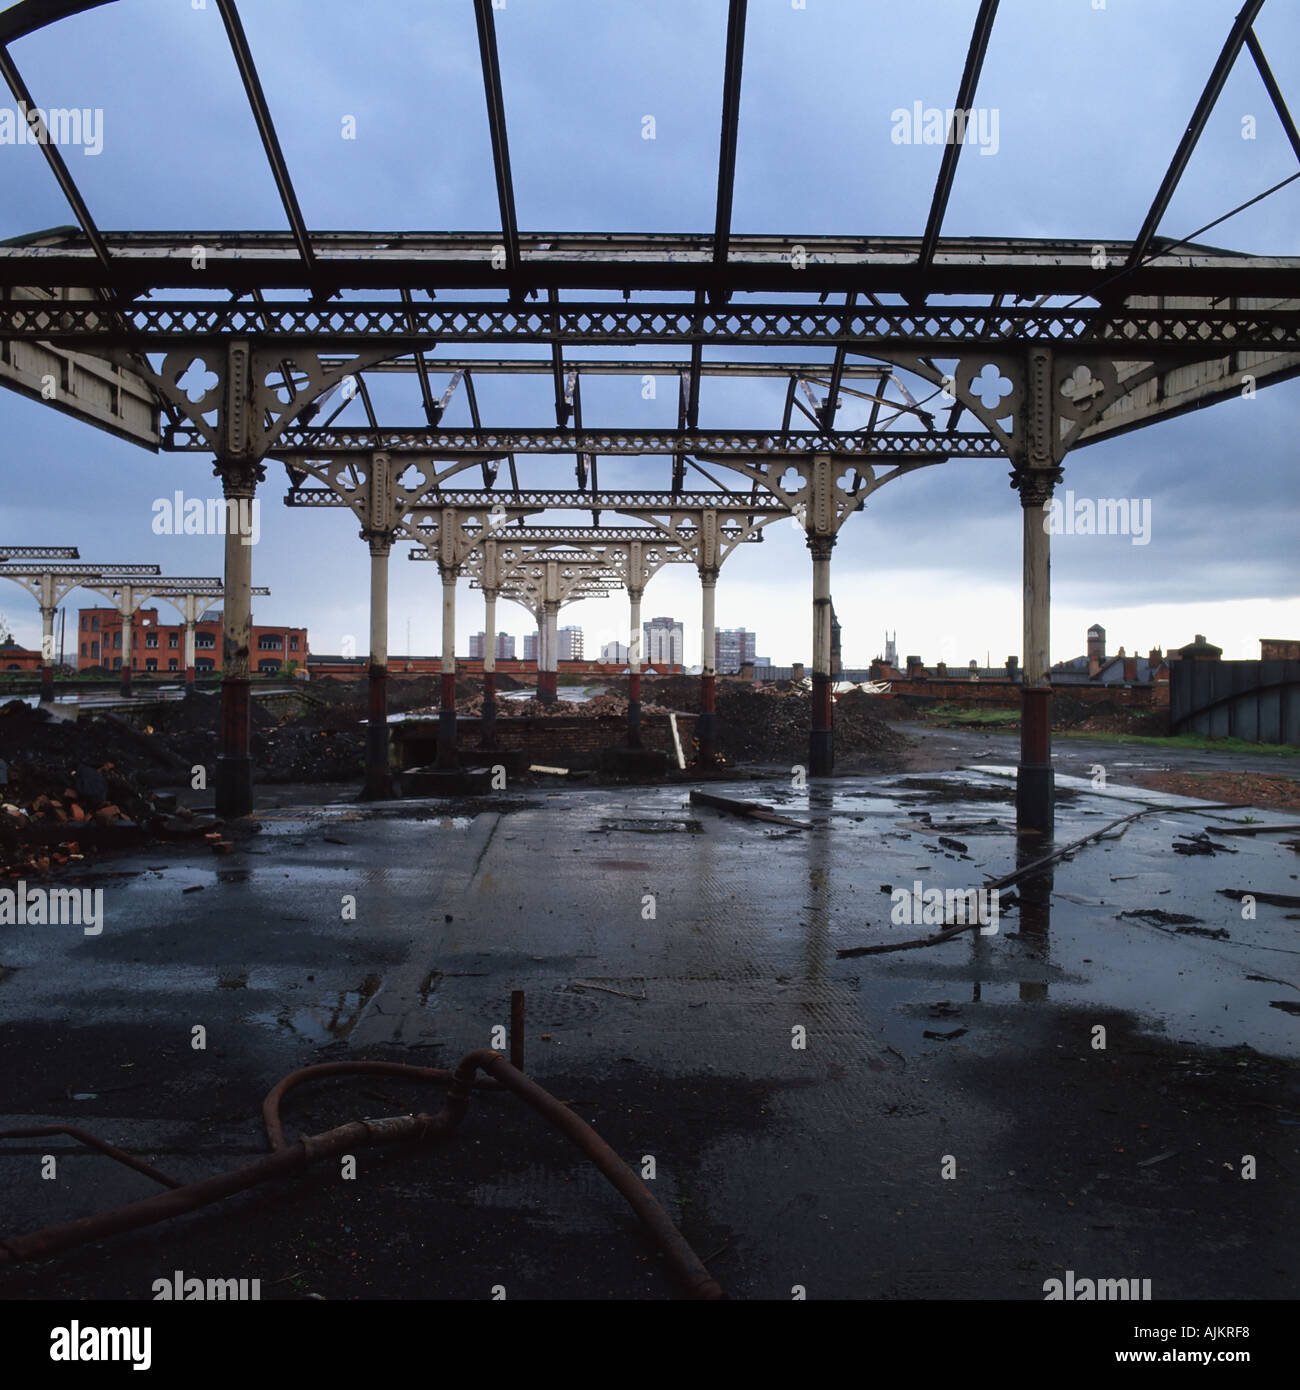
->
256, 703, 366, 783
714, 684, 908, 766
453, 691, 671, 719
0, 700, 187, 876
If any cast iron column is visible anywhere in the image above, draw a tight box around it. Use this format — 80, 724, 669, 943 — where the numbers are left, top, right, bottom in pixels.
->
117, 586, 135, 699
808, 535, 835, 776
182, 595, 199, 694
539, 599, 560, 703
627, 586, 643, 748
363, 533, 393, 799
697, 568, 718, 767
481, 587, 498, 748
38, 573, 55, 703
1016, 470, 1057, 835
214, 460, 260, 818
438, 563, 459, 769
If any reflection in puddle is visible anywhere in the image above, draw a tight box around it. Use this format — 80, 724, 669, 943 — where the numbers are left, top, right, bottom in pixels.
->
249, 974, 382, 1041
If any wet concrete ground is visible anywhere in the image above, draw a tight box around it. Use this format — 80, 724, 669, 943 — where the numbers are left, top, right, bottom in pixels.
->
0, 746, 1297, 1301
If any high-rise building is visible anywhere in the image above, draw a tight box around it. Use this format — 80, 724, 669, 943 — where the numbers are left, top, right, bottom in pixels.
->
558, 626, 583, 660
600, 640, 628, 664
644, 616, 684, 668
472, 631, 516, 660
715, 628, 758, 672
523, 632, 539, 662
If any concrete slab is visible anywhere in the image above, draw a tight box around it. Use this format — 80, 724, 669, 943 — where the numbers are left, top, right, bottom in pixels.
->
0, 768, 1296, 1300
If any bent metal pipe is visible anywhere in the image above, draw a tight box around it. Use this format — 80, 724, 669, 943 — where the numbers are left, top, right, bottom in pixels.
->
0, 1051, 724, 1301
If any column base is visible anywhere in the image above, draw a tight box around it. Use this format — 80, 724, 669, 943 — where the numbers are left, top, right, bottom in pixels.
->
480, 673, 497, 749
362, 667, 391, 800
215, 755, 254, 819
809, 727, 833, 778
39, 672, 54, 704
537, 671, 558, 703
119, 676, 132, 699
437, 707, 459, 769
1015, 764, 1055, 837
696, 710, 717, 768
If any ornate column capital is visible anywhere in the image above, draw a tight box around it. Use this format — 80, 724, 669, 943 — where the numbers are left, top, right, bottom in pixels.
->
213, 457, 265, 498
1010, 465, 1064, 509
805, 533, 836, 561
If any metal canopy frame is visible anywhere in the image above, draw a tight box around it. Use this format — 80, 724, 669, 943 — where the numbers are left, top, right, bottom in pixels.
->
2, 0, 1296, 813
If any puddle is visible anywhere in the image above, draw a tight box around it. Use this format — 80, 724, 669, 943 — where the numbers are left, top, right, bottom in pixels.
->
248, 974, 382, 1041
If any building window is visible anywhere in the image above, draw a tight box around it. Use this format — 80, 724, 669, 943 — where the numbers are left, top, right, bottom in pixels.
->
80, 615, 87, 631
145, 632, 158, 649
114, 631, 121, 649
145, 658, 157, 672
258, 658, 281, 673
168, 658, 178, 671
112, 658, 121, 670
91, 615, 99, 632
91, 640, 99, 658
168, 632, 179, 648
257, 634, 283, 651
195, 633, 216, 650
196, 658, 215, 673
80, 642, 87, 657
289, 635, 299, 652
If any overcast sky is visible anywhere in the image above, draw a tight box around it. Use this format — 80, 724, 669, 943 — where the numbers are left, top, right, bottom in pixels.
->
1, 0, 1296, 668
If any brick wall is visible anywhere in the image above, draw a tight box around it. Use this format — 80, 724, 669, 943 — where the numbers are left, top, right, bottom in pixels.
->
884, 679, 1169, 710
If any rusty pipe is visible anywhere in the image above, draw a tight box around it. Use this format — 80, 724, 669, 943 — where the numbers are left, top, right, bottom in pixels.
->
3, 1052, 724, 1299
0, 1126, 183, 1190
446, 1050, 724, 1300
262, 1059, 503, 1152
0, 1112, 448, 1267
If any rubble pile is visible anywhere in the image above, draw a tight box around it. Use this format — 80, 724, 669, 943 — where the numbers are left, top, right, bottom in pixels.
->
256, 702, 366, 783
454, 691, 671, 718
714, 684, 908, 766
0, 700, 182, 876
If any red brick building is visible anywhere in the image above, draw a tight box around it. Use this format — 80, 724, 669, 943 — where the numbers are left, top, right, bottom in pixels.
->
76, 607, 309, 676
0, 637, 42, 672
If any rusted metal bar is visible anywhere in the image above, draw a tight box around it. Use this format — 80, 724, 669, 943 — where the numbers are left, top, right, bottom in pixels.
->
510, 989, 526, 1072
0, 1126, 182, 1190
690, 788, 810, 830
0, 1113, 448, 1266
446, 1051, 724, 1300
261, 1059, 504, 1153
1, 1051, 723, 1299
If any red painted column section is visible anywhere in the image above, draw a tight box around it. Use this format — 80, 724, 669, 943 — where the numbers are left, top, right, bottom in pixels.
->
627, 671, 642, 748
698, 671, 716, 767
438, 670, 458, 768
481, 669, 497, 747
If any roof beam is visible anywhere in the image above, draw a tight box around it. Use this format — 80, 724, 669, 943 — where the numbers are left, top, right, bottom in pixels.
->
215, 0, 315, 273
711, 0, 748, 286
473, 0, 521, 277
1245, 27, 1300, 166
1127, 0, 1265, 271
0, 47, 112, 272
917, 0, 999, 277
